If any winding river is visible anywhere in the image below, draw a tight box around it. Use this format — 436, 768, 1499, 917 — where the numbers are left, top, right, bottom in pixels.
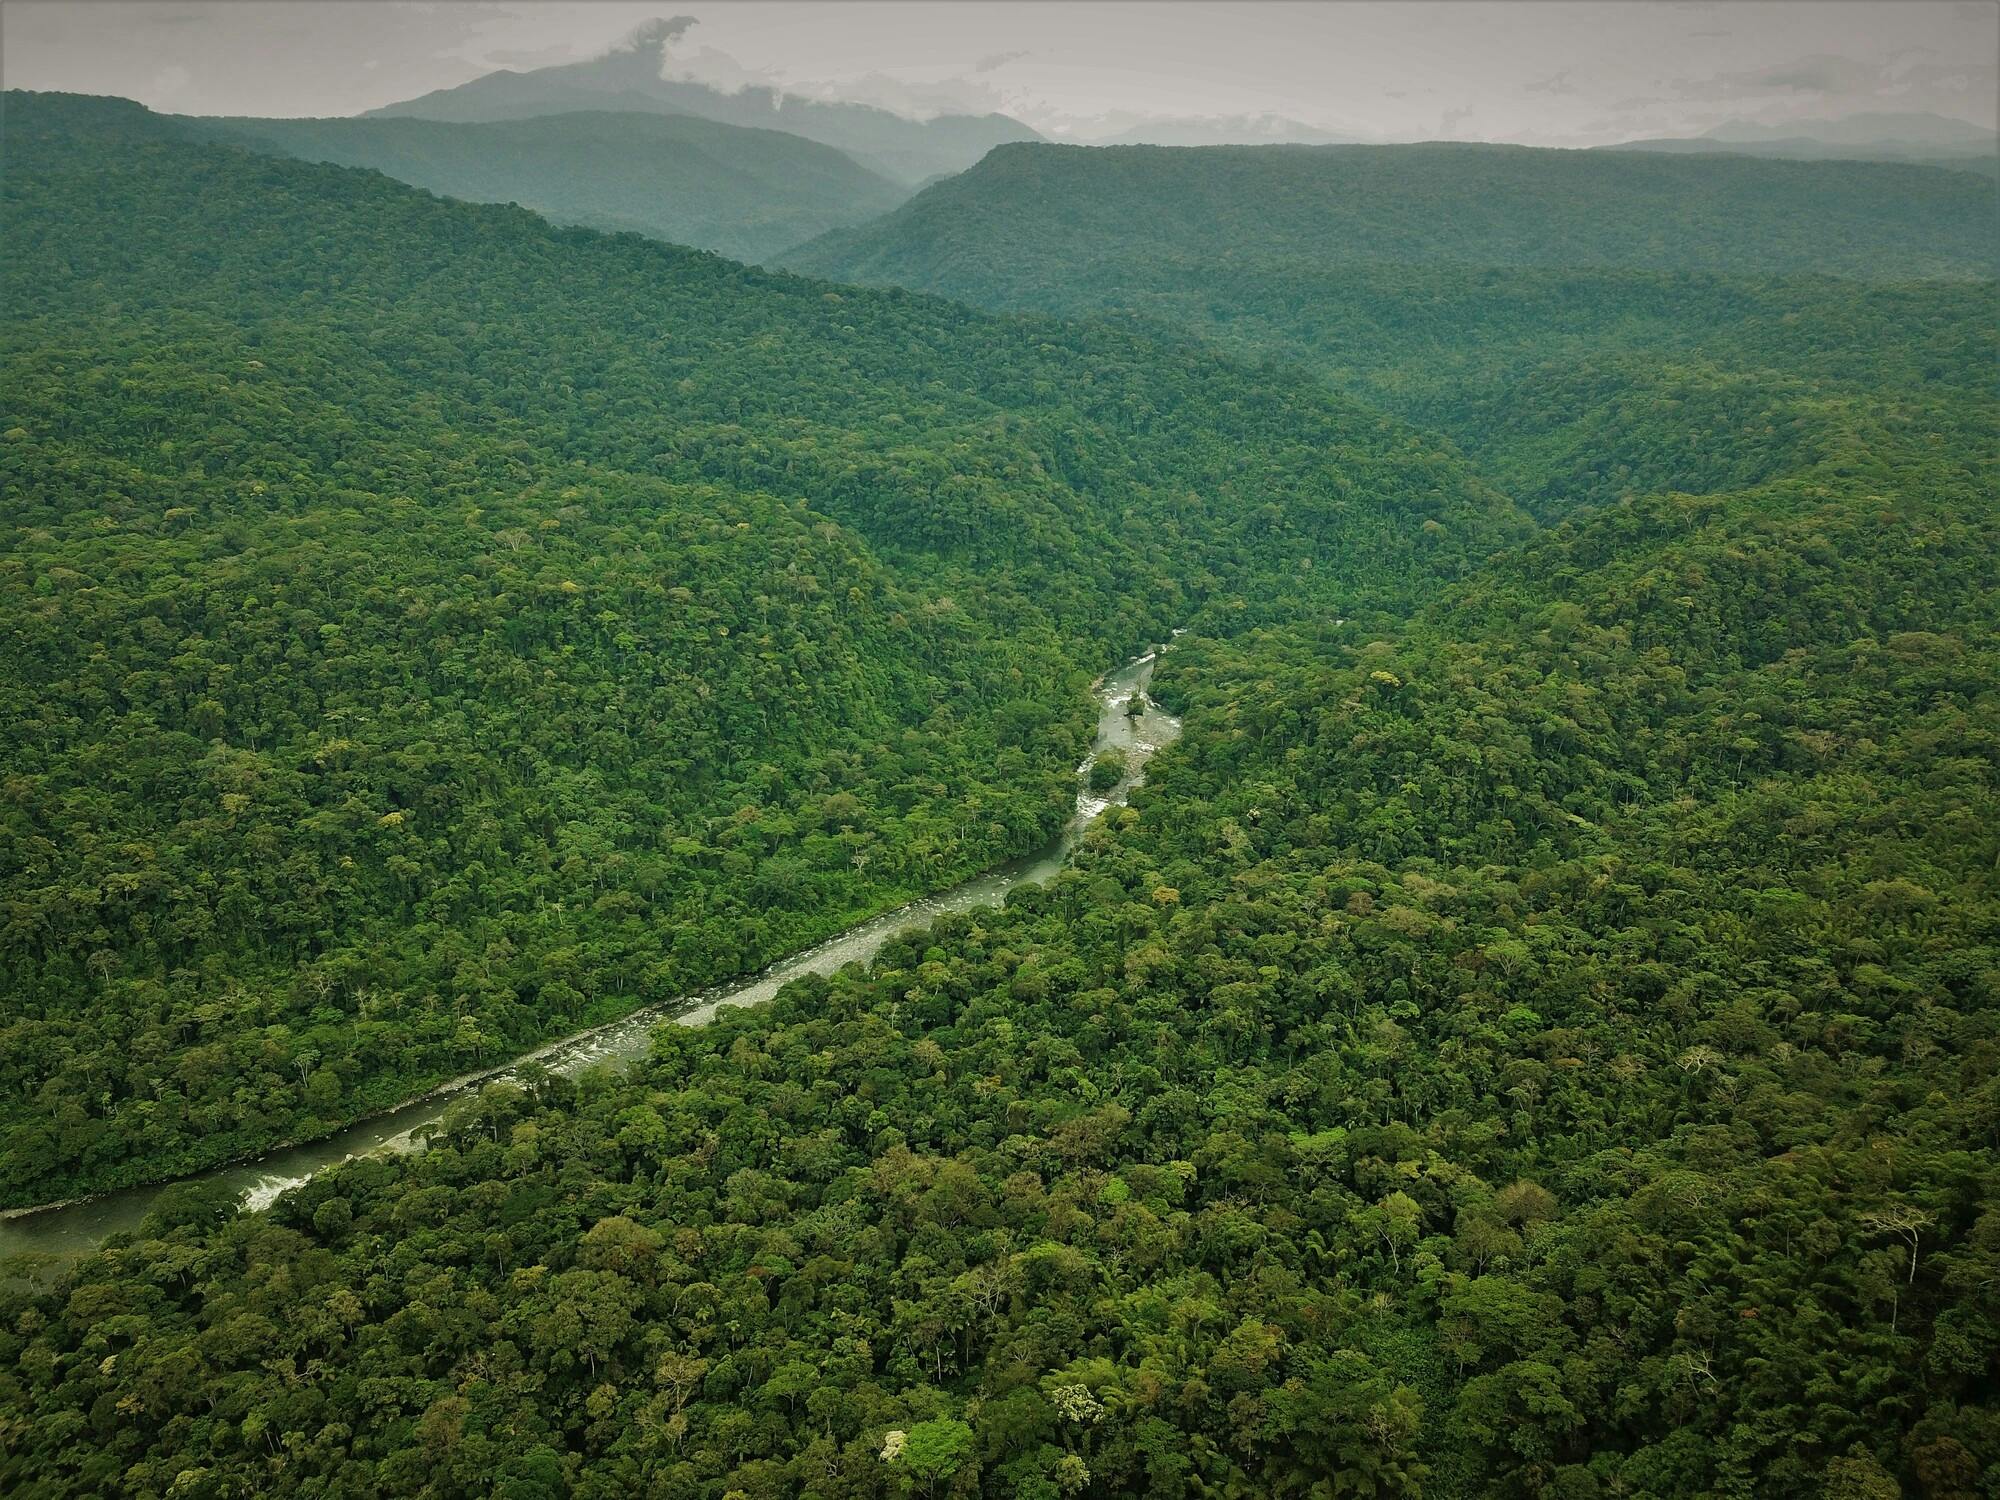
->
0, 648, 1182, 1262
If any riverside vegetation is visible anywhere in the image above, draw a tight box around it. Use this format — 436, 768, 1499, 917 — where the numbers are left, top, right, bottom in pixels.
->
1, 93, 1510, 1210
0, 93, 1996, 1500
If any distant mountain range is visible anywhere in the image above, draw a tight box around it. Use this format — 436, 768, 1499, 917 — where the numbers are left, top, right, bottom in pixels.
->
184, 110, 908, 264
1708, 111, 1994, 148
1088, 114, 1364, 148
779, 133, 1996, 532
364, 19, 1038, 184
1610, 111, 1997, 176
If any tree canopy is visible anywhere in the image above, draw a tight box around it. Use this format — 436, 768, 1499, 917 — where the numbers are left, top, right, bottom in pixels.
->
1, 90, 1996, 1500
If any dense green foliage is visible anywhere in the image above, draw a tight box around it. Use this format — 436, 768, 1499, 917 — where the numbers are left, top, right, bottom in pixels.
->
5, 337, 1994, 1499
1607, 139, 2000, 178
186, 110, 910, 264
0, 93, 1505, 1206
782, 144, 1998, 523
787, 140, 1998, 286
3, 90, 1998, 1500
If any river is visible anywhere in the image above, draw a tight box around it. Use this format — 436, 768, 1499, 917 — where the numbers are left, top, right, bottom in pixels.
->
0, 647, 1182, 1261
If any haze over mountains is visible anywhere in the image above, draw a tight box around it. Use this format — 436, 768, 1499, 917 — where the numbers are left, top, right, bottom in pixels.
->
364, 18, 1038, 185
1709, 110, 1996, 149
185, 110, 908, 264
1609, 109, 1999, 175
29, 11, 1989, 266
1089, 115, 1364, 147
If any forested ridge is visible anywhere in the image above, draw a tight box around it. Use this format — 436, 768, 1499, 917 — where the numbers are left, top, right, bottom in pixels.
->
786, 140, 1999, 285
181, 110, 911, 265
783, 142, 1998, 523
2, 89, 1998, 1500
0, 92, 1508, 1206
833, 259, 1996, 521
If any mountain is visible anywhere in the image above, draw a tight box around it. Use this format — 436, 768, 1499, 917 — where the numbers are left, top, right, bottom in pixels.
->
181, 109, 910, 264
784, 139, 1999, 287
7, 87, 2000, 1500
782, 140, 1997, 520
364, 20, 1039, 184
1708, 110, 1997, 148
7, 89, 1999, 1500
1610, 111, 1998, 176
0, 91, 1510, 1208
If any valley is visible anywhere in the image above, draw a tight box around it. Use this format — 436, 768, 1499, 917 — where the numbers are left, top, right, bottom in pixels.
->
0, 650, 1180, 1259
0, 12, 1996, 1495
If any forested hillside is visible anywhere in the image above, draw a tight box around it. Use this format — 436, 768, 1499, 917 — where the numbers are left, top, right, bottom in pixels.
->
185, 110, 909, 264
784, 143, 1998, 519
787, 140, 1998, 286
0, 92, 1508, 1206
1608, 138, 2000, 177
2, 81, 1997, 1500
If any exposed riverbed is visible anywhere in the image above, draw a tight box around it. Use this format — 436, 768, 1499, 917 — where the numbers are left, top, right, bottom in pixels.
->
0, 648, 1181, 1261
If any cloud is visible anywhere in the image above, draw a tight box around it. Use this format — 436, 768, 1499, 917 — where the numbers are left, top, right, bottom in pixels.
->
1620, 46, 1996, 131
778, 68, 1014, 119
974, 51, 1030, 75
1671, 50, 1979, 103
1526, 70, 1575, 96
613, 16, 699, 54
1440, 104, 1475, 137
1751, 56, 1874, 93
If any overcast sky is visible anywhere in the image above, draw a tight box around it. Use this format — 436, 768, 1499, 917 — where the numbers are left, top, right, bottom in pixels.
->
5, 2, 1994, 145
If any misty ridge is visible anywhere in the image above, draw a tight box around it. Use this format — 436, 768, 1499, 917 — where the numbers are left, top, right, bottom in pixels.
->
363, 17, 1042, 185
58, 10, 1993, 273
1, 4, 1998, 1499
